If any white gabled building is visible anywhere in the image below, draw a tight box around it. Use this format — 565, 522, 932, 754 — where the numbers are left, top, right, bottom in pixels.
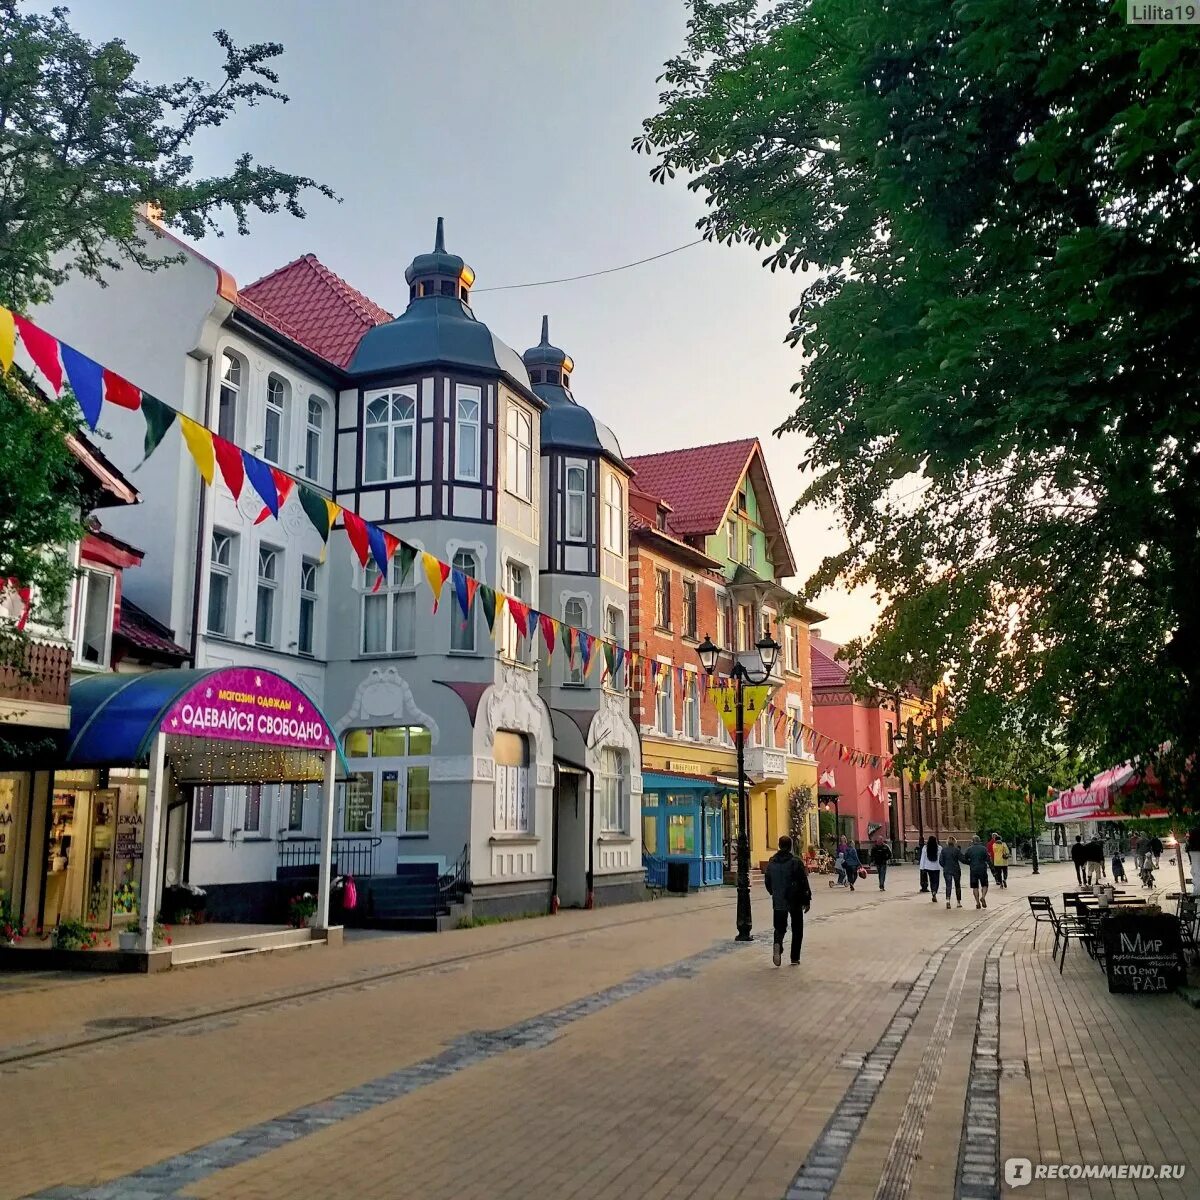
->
35, 215, 643, 924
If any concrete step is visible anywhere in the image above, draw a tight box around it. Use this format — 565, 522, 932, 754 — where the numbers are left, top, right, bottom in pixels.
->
169, 926, 318, 967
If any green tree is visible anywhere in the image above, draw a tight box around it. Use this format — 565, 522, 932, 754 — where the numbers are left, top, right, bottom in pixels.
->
637, 0, 1200, 810
0, 4, 333, 669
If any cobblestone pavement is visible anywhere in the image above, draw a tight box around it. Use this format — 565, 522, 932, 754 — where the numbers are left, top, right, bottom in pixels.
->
2, 864, 1197, 1200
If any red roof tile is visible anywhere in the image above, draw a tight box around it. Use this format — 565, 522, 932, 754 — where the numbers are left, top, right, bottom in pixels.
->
810, 636, 849, 688
238, 254, 393, 369
626, 438, 758, 537
116, 598, 188, 660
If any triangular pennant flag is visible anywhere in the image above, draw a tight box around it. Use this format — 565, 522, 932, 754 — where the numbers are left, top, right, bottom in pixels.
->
563, 624, 577, 667
650, 660, 662, 683
342, 509, 371, 567
394, 541, 417, 586
383, 531, 401, 566
59, 343, 104, 430
421, 552, 451, 611
138, 394, 176, 466
539, 613, 557, 658
602, 641, 617, 681
179, 416, 216, 484
367, 523, 391, 586
0, 308, 14, 374
508, 598, 530, 639
102, 367, 141, 411
580, 631, 595, 676
298, 485, 334, 539
613, 645, 626, 683
452, 569, 471, 620
13, 313, 62, 393
243, 451, 279, 518
464, 575, 479, 618
255, 468, 295, 524
479, 586, 503, 633
212, 436, 244, 500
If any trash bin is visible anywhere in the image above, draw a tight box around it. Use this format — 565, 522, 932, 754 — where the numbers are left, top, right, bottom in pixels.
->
666, 861, 690, 895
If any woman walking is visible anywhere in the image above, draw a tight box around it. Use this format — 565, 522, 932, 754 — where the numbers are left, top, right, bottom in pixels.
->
918, 836, 941, 902
841, 838, 862, 892
939, 837, 963, 909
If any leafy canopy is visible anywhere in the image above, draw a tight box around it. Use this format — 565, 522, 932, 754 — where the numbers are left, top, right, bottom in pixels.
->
637, 0, 1200, 810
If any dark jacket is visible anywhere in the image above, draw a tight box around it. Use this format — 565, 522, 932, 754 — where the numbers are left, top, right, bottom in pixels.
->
938, 845, 963, 875
1070, 840, 1086, 865
870, 842, 892, 868
1149, 837, 1163, 856
1187, 827, 1200, 853
841, 844, 862, 871
764, 850, 812, 913
1084, 840, 1104, 864
962, 842, 991, 873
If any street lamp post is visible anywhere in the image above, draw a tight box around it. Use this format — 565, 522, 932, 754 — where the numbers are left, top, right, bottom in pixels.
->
893, 728, 909, 862
1027, 791, 1040, 876
697, 628, 781, 942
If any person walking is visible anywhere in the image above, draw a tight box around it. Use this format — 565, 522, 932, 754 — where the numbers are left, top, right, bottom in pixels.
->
870, 837, 892, 891
1149, 835, 1163, 870
987, 832, 1000, 885
764, 835, 812, 966
1135, 832, 1150, 875
841, 839, 862, 892
939, 837, 963, 909
1085, 838, 1104, 885
834, 836, 849, 887
992, 835, 1010, 887
1111, 850, 1127, 883
1070, 835, 1088, 886
918, 836, 941, 903
963, 835, 991, 909
1187, 824, 1200, 897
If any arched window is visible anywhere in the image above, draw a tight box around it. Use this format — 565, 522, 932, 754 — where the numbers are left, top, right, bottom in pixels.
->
493, 730, 530, 833
604, 474, 624, 556
304, 396, 325, 480
505, 406, 533, 501
364, 389, 417, 483
565, 465, 587, 539
600, 748, 628, 833
217, 351, 242, 442
455, 385, 480, 481
564, 597, 586, 685
264, 374, 289, 465
450, 549, 477, 652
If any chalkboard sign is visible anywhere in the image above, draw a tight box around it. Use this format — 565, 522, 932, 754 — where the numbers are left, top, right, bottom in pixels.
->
1101, 913, 1186, 994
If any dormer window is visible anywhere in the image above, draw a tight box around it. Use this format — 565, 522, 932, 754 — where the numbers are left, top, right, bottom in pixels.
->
547, 369, 560, 385
566, 466, 587, 538
440, 280, 455, 296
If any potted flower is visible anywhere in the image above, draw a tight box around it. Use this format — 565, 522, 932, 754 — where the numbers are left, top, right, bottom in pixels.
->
0, 893, 26, 946
287, 892, 317, 928
50, 918, 99, 951
161, 882, 207, 924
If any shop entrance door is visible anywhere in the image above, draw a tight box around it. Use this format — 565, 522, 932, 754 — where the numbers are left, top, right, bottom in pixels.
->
43, 781, 117, 930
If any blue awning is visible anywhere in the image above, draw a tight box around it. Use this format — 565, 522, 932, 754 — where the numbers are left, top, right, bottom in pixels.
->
642, 770, 730, 795
66, 667, 342, 768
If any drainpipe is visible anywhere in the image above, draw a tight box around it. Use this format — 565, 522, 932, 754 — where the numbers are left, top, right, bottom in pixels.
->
187, 356, 214, 665
550, 763, 561, 914
554, 754, 595, 910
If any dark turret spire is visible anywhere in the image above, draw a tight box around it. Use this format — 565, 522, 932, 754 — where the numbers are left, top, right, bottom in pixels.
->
523, 314, 573, 389
404, 217, 475, 303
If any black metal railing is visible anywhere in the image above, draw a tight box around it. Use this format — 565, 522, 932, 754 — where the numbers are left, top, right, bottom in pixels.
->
438, 843, 471, 908
276, 836, 382, 879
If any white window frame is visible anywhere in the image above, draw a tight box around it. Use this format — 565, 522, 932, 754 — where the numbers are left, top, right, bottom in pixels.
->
603, 474, 624, 556
192, 785, 223, 839
683, 673, 700, 740
361, 555, 416, 655
304, 395, 325, 481
505, 405, 533, 501
455, 385, 481, 482
449, 549, 477, 653
656, 668, 674, 735
599, 748, 628, 833
363, 388, 418, 484
340, 726, 433, 836
207, 530, 236, 637
72, 565, 115, 668
493, 730, 530, 833
255, 546, 280, 648
785, 624, 799, 673
217, 350, 242, 442
655, 568, 671, 631
502, 560, 530, 662
565, 465, 587, 540
298, 558, 319, 657
564, 596, 586, 685
604, 605, 624, 691
787, 704, 803, 757
726, 518, 737, 561
264, 374, 289, 466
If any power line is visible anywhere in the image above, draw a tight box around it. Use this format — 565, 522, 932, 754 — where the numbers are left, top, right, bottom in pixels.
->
473, 239, 705, 293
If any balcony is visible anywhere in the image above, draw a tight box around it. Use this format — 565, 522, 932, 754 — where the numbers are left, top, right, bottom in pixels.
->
744, 746, 787, 783
0, 638, 72, 727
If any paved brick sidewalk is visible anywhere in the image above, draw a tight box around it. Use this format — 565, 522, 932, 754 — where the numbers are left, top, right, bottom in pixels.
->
4, 863, 1196, 1200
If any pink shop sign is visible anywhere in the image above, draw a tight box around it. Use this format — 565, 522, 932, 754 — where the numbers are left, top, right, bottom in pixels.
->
162, 668, 334, 752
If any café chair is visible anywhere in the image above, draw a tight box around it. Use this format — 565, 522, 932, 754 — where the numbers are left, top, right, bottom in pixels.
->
1028, 895, 1056, 950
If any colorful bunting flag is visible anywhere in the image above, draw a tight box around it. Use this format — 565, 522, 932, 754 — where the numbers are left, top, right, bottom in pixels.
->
102, 368, 141, 411
422, 552, 451, 610
255, 468, 295, 525
539, 613, 557, 658
366, 523, 391, 585
212, 437, 245, 500
243, 451, 280, 519
138, 395, 176, 466
508, 598, 530, 639
602, 640, 617, 682
342, 509, 371, 567
298, 485, 336, 545
563, 624, 577, 666
13, 313, 62, 393
580, 630, 595, 676
479, 586, 505, 633
180, 416, 216, 484
59, 343, 104, 430
453, 569, 473, 621
0, 308, 14, 374
395, 540, 417, 587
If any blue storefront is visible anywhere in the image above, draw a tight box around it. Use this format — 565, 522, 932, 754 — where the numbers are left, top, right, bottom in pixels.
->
641, 771, 727, 889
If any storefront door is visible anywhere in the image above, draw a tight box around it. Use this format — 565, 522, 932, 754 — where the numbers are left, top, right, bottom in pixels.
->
0, 773, 30, 917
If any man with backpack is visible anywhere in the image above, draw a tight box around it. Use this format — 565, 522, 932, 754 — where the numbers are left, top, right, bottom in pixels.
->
869, 837, 893, 891
764, 835, 813, 967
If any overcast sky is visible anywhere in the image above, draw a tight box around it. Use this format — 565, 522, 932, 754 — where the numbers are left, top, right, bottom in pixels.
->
51, 0, 879, 641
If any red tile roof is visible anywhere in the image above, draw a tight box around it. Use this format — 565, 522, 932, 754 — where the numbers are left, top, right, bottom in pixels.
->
810, 636, 849, 688
238, 254, 393, 369
116, 598, 188, 660
626, 438, 757, 537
